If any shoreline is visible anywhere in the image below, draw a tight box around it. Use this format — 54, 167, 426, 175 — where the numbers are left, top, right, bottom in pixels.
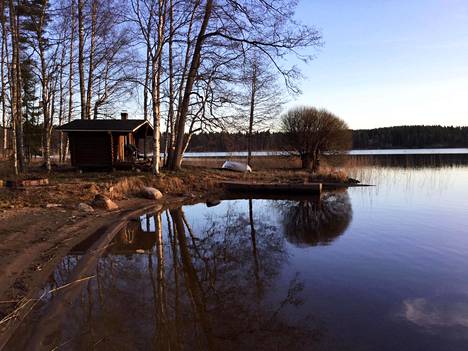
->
0, 165, 359, 343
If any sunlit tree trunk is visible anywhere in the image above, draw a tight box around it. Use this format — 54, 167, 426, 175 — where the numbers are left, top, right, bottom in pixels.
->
34, 1, 52, 172
77, 0, 86, 119
0, 0, 7, 157
86, 0, 97, 119
164, 0, 174, 166
168, 0, 212, 171
151, 0, 166, 175
143, 45, 150, 121
64, 0, 76, 161
8, 0, 24, 174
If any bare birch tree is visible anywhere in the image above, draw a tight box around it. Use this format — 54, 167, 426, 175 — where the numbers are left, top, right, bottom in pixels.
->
63, 0, 75, 161
8, 0, 25, 174
0, 0, 8, 157
77, 0, 86, 119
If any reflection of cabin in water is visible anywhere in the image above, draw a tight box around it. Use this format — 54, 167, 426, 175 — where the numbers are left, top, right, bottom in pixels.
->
69, 215, 158, 256
57, 113, 153, 170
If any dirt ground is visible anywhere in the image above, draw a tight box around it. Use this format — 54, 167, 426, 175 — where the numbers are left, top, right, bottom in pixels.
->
0, 159, 354, 342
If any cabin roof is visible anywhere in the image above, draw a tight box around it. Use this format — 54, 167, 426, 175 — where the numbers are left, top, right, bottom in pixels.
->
56, 119, 152, 133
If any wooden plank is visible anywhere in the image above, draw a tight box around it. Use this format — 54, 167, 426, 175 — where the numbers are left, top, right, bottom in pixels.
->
221, 181, 322, 194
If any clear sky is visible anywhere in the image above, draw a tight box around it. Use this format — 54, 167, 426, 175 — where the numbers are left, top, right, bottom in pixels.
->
290, 0, 468, 129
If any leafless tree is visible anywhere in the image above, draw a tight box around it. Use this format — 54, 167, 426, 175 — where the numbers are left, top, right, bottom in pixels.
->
0, 0, 8, 157
237, 53, 285, 166
22, 0, 60, 171
281, 106, 352, 171
77, 0, 85, 119
164, 0, 321, 170
8, 0, 25, 174
63, 0, 76, 162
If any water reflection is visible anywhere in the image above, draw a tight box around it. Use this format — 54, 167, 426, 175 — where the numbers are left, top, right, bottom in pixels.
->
402, 295, 468, 337
277, 192, 352, 247
7, 198, 331, 350
7, 154, 468, 351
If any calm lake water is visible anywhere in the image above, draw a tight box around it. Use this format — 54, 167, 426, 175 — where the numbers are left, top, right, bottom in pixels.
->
5, 154, 468, 350
181, 148, 468, 157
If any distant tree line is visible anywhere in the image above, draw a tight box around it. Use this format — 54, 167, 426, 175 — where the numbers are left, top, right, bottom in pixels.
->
352, 125, 468, 149
184, 125, 468, 152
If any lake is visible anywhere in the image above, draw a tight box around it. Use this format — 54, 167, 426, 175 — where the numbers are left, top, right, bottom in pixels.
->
180, 148, 468, 158
5, 154, 468, 350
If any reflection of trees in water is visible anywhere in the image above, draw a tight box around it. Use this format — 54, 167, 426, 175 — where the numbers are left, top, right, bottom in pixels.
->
160, 205, 321, 350
278, 192, 353, 247
18, 202, 324, 350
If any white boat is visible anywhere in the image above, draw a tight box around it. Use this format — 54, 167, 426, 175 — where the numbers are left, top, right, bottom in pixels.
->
221, 161, 252, 172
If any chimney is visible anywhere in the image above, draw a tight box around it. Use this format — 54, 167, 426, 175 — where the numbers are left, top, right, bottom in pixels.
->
121, 111, 128, 120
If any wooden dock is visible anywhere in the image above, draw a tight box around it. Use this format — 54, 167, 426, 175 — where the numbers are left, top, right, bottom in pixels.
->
221, 181, 322, 194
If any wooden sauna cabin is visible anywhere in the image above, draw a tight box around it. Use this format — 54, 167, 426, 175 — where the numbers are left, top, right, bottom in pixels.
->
57, 114, 153, 170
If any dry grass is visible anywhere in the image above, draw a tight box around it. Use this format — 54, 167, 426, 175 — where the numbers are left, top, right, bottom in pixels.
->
182, 155, 302, 169
0, 156, 357, 210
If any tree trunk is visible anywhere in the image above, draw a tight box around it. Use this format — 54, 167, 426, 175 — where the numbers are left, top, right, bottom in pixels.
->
36, 4, 51, 172
301, 152, 319, 172
168, 0, 213, 171
164, 0, 175, 166
8, 0, 24, 174
64, 0, 76, 162
151, 0, 166, 175
78, 0, 86, 119
143, 45, 150, 121
301, 153, 312, 170
247, 64, 257, 167
0, 0, 7, 157
86, 0, 97, 119
166, 1, 198, 168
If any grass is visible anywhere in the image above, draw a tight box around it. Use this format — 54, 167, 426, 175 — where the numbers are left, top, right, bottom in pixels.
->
0, 156, 358, 210
182, 155, 302, 169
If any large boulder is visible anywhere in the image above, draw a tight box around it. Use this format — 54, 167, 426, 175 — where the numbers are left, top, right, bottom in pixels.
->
140, 186, 163, 200
92, 194, 118, 210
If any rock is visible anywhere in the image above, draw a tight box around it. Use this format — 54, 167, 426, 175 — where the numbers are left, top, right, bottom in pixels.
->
140, 186, 163, 200
46, 203, 62, 208
91, 194, 118, 210
78, 202, 95, 213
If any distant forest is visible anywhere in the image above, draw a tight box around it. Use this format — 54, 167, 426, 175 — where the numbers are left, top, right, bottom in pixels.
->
186, 125, 468, 152
352, 126, 468, 149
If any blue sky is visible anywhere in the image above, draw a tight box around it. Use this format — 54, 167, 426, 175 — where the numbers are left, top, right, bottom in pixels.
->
290, 0, 468, 129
